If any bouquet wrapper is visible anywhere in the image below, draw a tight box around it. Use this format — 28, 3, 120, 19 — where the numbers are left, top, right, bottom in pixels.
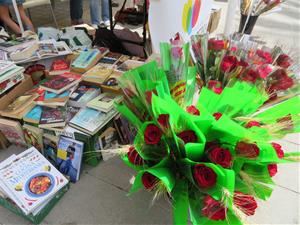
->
238, 14, 259, 34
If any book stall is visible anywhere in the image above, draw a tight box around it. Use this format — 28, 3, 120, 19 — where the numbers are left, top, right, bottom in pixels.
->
0, 0, 299, 224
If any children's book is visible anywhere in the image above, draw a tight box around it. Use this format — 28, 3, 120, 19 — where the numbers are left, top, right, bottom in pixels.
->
39, 72, 81, 94
39, 107, 66, 128
87, 93, 122, 113
23, 124, 44, 153
0, 147, 68, 215
0, 118, 26, 146
56, 136, 84, 183
68, 85, 100, 108
71, 48, 107, 73
69, 107, 118, 135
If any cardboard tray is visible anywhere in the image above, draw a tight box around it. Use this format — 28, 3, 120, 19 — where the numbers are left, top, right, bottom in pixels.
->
0, 183, 69, 224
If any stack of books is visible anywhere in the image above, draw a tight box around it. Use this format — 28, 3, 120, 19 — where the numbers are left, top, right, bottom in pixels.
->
0, 147, 68, 216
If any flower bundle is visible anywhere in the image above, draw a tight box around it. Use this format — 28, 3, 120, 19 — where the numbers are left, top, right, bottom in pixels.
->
241, 0, 285, 16
115, 33, 300, 225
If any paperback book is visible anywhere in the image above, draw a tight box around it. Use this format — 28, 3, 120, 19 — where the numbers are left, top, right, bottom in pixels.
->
39, 107, 66, 128
0, 118, 26, 146
23, 124, 44, 152
68, 85, 100, 108
49, 59, 70, 76
87, 93, 122, 113
23, 105, 43, 125
56, 136, 84, 183
43, 134, 59, 166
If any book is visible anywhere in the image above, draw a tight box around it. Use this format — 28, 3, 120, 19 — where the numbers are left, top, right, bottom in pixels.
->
68, 85, 100, 108
24, 64, 46, 85
0, 71, 24, 96
39, 72, 82, 94
23, 124, 44, 153
49, 59, 70, 76
0, 93, 38, 119
0, 64, 24, 84
23, 105, 43, 124
56, 136, 84, 183
115, 60, 144, 72
87, 93, 122, 113
0, 37, 37, 52
98, 127, 118, 161
0, 147, 68, 215
98, 52, 123, 65
82, 63, 114, 84
42, 133, 59, 166
71, 48, 108, 73
0, 118, 26, 146
69, 107, 118, 135
0, 60, 15, 74
39, 107, 66, 128
34, 89, 70, 107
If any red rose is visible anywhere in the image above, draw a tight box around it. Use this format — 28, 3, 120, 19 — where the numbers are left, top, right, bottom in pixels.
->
238, 60, 249, 68
202, 195, 226, 220
276, 54, 292, 68
242, 69, 259, 83
257, 65, 272, 79
177, 130, 197, 144
141, 172, 158, 190
208, 39, 225, 51
220, 55, 238, 73
271, 142, 284, 159
269, 70, 294, 91
127, 146, 144, 165
193, 164, 217, 188
186, 105, 200, 115
208, 147, 232, 168
213, 112, 222, 121
236, 141, 260, 158
145, 89, 157, 104
157, 114, 170, 128
268, 164, 278, 177
233, 192, 257, 216
144, 124, 162, 145
207, 80, 223, 94
245, 121, 261, 128
256, 49, 273, 64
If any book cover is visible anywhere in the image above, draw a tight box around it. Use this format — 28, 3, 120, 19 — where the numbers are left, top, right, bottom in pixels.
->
82, 63, 114, 83
0, 147, 68, 214
69, 85, 100, 107
40, 72, 81, 94
39, 107, 66, 127
49, 59, 70, 76
56, 136, 84, 183
23, 105, 43, 124
0, 118, 26, 146
0, 60, 15, 74
0, 72, 24, 96
23, 124, 43, 153
71, 49, 102, 72
87, 93, 122, 112
43, 134, 58, 166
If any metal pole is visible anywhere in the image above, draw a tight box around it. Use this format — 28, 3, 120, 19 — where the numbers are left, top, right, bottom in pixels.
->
12, 0, 24, 33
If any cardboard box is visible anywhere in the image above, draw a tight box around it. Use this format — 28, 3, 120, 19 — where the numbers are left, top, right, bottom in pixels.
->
0, 75, 33, 111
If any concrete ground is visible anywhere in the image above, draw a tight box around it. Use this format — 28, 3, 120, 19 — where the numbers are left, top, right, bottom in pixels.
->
1, 0, 299, 224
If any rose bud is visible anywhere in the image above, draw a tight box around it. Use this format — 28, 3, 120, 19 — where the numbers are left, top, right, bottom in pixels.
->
236, 141, 260, 158
270, 70, 294, 91
127, 146, 144, 165
141, 172, 158, 190
220, 55, 238, 73
268, 164, 278, 177
208, 39, 225, 51
144, 124, 162, 145
271, 142, 284, 159
177, 130, 197, 144
202, 195, 227, 220
233, 192, 257, 216
157, 114, 170, 128
257, 65, 272, 79
256, 49, 273, 64
276, 54, 292, 69
245, 121, 261, 128
186, 105, 200, 116
208, 147, 232, 168
213, 112, 222, 121
207, 80, 223, 94
193, 164, 217, 188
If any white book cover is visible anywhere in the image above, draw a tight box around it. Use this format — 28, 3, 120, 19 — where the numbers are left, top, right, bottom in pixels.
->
0, 147, 68, 214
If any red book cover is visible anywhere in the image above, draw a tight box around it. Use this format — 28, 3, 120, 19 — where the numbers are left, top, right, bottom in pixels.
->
41, 72, 81, 91
50, 59, 70, 75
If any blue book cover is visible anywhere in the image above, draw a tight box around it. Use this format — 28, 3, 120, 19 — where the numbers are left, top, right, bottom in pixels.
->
56, 136, 84, 182
44, 90, 69, 100
24, 105, 43, 123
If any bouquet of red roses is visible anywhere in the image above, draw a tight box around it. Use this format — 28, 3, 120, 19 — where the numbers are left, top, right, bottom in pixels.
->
115, 33, 300, 225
